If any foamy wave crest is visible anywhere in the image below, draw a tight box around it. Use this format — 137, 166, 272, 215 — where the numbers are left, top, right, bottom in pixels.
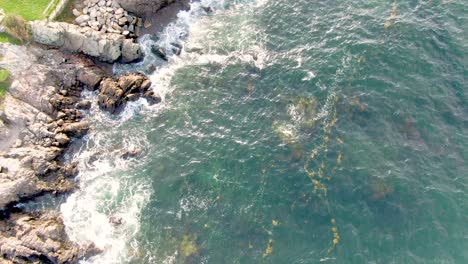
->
114, 0, 269, 75
61, 94, 153, 263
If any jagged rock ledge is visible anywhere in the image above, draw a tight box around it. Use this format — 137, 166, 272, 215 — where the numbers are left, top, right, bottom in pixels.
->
0, 43, 158, 263
0, 211, 101, 263
30, 21, 141, 63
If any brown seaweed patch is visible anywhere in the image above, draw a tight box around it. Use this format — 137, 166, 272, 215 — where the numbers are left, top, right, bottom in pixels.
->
262, 238, 274, 258
369, 179, 395, 200
180, 234, 199, 257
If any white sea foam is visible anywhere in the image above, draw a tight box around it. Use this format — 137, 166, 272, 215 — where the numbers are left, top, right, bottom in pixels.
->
60, 94, 153, 263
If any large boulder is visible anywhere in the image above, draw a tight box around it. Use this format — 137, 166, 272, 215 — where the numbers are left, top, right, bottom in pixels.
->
29, 21, 65, 46
115, 0, 176, 16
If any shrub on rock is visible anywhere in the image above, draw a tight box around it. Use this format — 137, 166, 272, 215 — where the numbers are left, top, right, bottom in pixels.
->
2, 14, 31, 43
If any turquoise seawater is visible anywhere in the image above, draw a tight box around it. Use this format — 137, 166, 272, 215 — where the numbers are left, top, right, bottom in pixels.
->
60, 0, 467, 263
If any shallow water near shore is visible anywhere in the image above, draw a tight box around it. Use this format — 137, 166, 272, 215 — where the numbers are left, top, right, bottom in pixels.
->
58, 0, 467, 263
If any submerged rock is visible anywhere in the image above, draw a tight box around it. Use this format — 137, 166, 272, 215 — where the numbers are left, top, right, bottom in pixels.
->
121, 145, 142, 159
109, 215, 123, 226
151, 44, 168, 61
143, 90, 162, 105
202, 6, 213, 13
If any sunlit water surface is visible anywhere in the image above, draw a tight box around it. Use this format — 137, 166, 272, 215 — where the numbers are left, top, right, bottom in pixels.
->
55, 0, 467, 263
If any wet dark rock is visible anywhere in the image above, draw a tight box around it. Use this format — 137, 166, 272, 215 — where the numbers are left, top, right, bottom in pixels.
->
170, 42, 182, 49
60, 162, 79, 178
170, 42, 182, 55
141, 79, 152, 90
121, 145, 142, 159
202, 6, 213, 13
143, 90, 162, 105
109, 215, 123, 226
118, 73, 147, 92
151, 45, 168, 61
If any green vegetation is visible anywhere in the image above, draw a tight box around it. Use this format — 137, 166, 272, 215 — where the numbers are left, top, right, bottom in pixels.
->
2, 14, 31, 43
0, 68, 11, 98
0, 0, 51, 21
55, 0, 75, 23
0, 32, 21, 44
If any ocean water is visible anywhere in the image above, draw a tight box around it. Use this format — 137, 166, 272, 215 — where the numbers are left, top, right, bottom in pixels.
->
59, 0, 467, 263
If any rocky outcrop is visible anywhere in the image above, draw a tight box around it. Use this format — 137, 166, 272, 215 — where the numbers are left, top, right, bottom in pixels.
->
0, 44, 106, 262
98, 73, 160, 113
0, 211, 100, 263
30, 21, 141, 62
0, 44, 105, 209
73, 0, 143, 38
115, 0, 177, 16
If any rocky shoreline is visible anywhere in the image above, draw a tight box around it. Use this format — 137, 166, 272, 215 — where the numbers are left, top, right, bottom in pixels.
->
0, 0, 190, 262
0, 44, 102, 263
0, 43, 158, 263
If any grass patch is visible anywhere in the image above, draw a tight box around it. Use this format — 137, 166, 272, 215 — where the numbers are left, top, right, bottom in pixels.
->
0, 32, 21, 44
0, 0, 51, 21
0, 68, 11, 98
55, 0, 75, 23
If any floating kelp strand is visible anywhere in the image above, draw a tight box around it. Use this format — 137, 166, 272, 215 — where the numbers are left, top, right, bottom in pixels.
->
384, 1, 398, 29
298, 91, 344, 255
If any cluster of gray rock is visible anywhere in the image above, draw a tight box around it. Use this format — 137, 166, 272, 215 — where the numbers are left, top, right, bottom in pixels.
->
73, 0, 143, 38
30, 21, 140, 62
